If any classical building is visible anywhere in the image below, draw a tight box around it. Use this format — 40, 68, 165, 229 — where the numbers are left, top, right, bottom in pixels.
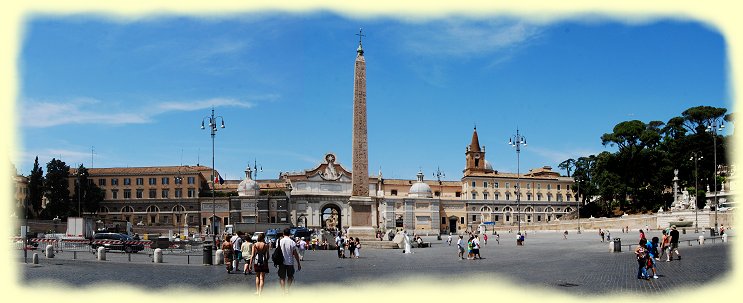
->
460, 128, 577, 228
68, 165, 216, 233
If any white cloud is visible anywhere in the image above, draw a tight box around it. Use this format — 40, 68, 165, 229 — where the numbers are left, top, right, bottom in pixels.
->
401, 19, 543, 57
22, 96, 265, 128
527, 146, 602, 164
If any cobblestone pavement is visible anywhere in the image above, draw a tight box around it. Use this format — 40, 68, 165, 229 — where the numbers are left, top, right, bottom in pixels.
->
18, 229, 734, 295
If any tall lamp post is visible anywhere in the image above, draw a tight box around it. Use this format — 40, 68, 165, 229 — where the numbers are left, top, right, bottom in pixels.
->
76, 166, 86, 217
508, 128, 526, 234
690, 152, 702, 233
201, 108, 225, 250
433, 167, 445, 233
576, 177, 581, 234
253, 160, 262, 234
706, 120, 724, 234
174, 170, 183, 237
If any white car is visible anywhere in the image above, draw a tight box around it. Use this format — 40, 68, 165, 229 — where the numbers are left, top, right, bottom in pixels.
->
251, 232, 264, 242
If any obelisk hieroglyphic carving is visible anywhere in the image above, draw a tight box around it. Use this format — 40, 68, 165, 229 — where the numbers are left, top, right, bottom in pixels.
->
348, 28, 375, 238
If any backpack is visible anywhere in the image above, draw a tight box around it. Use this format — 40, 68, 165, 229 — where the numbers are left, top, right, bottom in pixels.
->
272, 243, 284, 267
254, 250, 266, 266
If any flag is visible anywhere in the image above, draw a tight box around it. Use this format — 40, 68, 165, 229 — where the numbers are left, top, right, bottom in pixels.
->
215, 175, 224, 185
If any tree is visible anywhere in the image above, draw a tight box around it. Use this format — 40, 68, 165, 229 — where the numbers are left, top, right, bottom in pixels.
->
558, 158, 576, 177
71, 164, 105, 215
28, 156, 45, 218
41, 158, 71, 219
680, 105, 727, 135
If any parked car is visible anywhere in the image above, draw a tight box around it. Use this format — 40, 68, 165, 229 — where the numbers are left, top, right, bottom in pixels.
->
265, 229, 279, 248
290, 227, 311, 240
251, 232, 265, 242
90, 233, 144, 253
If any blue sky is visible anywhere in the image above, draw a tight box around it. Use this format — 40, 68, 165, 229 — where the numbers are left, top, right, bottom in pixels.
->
17, 13, 730, 182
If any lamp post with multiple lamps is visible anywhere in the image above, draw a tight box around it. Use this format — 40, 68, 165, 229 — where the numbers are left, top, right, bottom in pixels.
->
508, 128, 526, 234
201, 108, 225, 250
690, 151, 703, 233
433, 167, 446, 233
706, 120, 724, 234
174, 170, 183, 237
576, 177, 581, 234
253, 160, 262, 233
75, 165, 86, 217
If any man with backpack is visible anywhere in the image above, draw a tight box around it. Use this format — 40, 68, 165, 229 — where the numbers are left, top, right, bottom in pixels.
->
275, 228, 301, 294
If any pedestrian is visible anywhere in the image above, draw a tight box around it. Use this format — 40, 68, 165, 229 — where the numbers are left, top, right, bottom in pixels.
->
635, 238, 650, 280
297, 237, 307, 261
447, 233, 452, 246
241, 235, 253, 275
348, 236, 357, 259
250, 233, 269, 295
221, 234, 234, 274
645, 237, 659, 279
668, 225, 681, 261
720, 224, 725, 236
606, 230, 611, 242
231, 232, 244, 272
659, 230, 670, 261
563, 230, 568, 240
495, 233, 499, 244
473, 235, 482, 259
354, 237, 361, 258
278, 228, 301, 294
483, 233, 488, 245
457, 235, 465, 259
467, 236, 475, 259
600, 229, 605, 242
639, 229, 646, 241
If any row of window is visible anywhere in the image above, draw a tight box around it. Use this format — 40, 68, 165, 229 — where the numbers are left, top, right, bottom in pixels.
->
98, 176, 196, 187
470, 181, 570, 191
389, 189, 463, 197
472, 192, 574, 202
112, 188, 197, 199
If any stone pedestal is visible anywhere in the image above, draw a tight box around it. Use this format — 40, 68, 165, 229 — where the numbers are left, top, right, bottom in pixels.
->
347, 196, 376, 240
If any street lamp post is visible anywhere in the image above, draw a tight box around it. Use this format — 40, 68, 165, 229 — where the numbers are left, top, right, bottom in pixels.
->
76, 166, 86, 217
706, 120, 724, 234
690, 152, 703, 233
201, 107, 225, 250
576, 178, 581, 234
174, 171, 183, 237
433, 167, 445, 233
253, 160, 262, 234
508, 128, 526, 235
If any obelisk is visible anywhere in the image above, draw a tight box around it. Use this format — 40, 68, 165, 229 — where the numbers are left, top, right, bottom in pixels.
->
348, 28, 376, 239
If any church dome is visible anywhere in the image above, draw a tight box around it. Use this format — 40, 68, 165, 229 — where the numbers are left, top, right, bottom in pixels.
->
237, 166, 259, 197
484, 160, 493, 170
408, 171, 433, 198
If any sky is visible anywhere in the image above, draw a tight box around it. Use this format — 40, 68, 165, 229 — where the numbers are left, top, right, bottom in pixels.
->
16, 13, 731, 182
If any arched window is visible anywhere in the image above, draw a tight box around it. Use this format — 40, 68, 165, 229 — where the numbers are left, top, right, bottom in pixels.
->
480, 206, 491, 212
98, 206, 109, 213
147, 205, 160, 225
545, 206, 554, 213
565, 207, 573, 213
524, 206, 534, 212
121, 206, 134, 213
503, 206, 513, 212
172, 204, 186, 213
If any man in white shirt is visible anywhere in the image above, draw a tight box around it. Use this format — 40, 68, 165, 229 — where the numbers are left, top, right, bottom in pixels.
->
230, 232, 243, 271
278, 228, 301, 294
297, 237, 307, 261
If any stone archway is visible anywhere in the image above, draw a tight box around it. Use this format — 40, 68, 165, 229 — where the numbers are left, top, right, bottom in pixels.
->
297, 214, 308, 227
320, 204, 341, 231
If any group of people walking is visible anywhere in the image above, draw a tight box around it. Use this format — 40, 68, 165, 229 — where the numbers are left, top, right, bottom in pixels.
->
220, 229, 302, 295
454, 232, 485, 260
334, 233, 361, 259
634, 225, 682, 280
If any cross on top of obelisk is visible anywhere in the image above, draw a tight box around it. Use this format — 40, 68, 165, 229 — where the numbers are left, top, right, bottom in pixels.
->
356, 27, 365, 54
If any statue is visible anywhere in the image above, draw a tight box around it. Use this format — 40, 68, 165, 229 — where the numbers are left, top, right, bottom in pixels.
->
325, 209, 339, 231
321, 153, 341, 180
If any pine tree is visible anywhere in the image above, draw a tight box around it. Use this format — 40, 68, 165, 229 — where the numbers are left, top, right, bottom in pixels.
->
41, 158, 71, 219
28, 156, 45, 219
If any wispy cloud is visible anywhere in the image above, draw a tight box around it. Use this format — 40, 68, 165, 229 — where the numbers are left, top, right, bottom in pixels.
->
401, 19, 543, 57
528, 146, 602, 164
19, 148, 95, 168
22, 95, 270, 128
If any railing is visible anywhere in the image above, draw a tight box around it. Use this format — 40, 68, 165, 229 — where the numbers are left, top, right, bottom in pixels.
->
622, 235, 732, 251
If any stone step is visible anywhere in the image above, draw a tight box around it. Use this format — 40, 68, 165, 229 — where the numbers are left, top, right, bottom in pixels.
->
358, 240, 400, 249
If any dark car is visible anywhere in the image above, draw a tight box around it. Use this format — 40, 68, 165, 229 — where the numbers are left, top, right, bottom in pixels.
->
290, 228, 311, 240
91, 233, 144, 253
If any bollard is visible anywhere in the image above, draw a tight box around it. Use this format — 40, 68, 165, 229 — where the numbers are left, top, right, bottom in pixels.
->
698, 235, 705, 245
32, 253, 39, 264
45, 245, 55, 258
722, 234, 728, 243
609, 242, 613, 252
97, 246, 106, 261
154, 248, 163, 263
215, 249, 224, 265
